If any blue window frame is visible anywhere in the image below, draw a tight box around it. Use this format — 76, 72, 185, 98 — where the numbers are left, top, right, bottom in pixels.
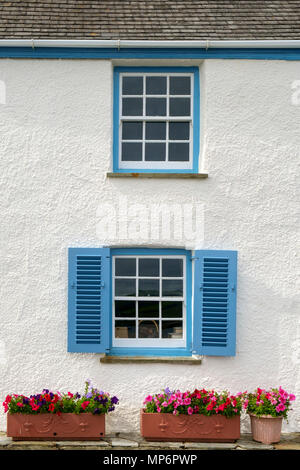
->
109, 248, 192, 357
113, 67, 200, 174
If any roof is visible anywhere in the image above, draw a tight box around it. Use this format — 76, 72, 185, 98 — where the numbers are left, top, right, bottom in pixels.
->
0, 0, 300, 41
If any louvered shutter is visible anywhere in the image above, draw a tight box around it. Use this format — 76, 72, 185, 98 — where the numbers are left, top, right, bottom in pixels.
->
68, 247, 110, 353
193, 250, 237, 356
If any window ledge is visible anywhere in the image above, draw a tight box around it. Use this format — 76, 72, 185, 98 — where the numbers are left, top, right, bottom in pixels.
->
107, 172, 208, 179
99, 355, 202, 364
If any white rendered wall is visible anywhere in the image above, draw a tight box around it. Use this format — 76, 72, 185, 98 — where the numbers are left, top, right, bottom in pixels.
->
0, 58, 299, 433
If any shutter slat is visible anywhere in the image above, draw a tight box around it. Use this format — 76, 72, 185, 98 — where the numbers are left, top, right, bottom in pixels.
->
68, 247, 110, 353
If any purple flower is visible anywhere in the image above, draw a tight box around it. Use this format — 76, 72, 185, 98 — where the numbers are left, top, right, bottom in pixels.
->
164, 387, 172, 396
93, 408, 101, 415
108, 406, 115, 412
85, 392, 93, 399
111, 396, 119, 405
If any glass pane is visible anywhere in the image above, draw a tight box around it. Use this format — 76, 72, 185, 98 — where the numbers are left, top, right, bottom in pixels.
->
169, 76, 191, 95
122, 76, 143, 95
139, 279, 160, 297
138, 320, 159, 338
146, 122, 166, 140
115, 279, 136, 297
146, 76, 167, 95
115, 300, 136, 318
139, 258, 159, 277
162, 301, 183, 318
115, 258, 136, 276
115, 320, 136, 338
145, 143, 166, 161
168, 143, 189, 162
122, 122, 143, 140
122, 98, 143, 116
162, 259, 183, 277
162, 321, 183, 339
169, 98, 190, 116
162, 279, 183, 297
138, 301, 159, 318
169, 122, 190, 140
146, 98, 166, 116
122, 142, 143, 161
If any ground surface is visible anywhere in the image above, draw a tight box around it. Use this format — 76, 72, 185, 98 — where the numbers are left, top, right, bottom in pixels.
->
0, 431, 299, 450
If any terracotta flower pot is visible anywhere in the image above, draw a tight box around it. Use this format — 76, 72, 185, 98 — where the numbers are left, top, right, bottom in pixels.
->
7, 412, 105, 441
140, 409, 240, 442
249, 413, 283, 444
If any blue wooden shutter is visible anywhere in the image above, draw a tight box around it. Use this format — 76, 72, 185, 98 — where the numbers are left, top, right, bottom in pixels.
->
68, 247, 110, 353
193, 250, 237, 356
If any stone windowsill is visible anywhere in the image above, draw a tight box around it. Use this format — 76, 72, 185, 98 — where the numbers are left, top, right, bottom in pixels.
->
100, 355, 202, 364
107, 172, 208, 179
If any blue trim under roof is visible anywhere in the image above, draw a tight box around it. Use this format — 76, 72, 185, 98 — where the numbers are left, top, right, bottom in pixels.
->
0, 47, 300, 60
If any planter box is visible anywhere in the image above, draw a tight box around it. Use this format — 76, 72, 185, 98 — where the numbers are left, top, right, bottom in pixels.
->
249, 413, 283, 444
7, 413, 105, 441
140, 409, 240, 442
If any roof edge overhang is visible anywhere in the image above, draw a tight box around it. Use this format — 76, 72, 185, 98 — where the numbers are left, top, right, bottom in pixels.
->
0, 39, 300, 48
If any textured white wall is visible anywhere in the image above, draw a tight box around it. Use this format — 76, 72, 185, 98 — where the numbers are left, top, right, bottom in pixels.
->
0, 58, 299, 433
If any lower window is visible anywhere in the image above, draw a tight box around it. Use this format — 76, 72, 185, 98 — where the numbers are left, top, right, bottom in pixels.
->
112, 254, 186, 348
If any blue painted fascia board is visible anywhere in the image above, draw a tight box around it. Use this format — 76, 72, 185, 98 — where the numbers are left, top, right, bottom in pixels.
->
1, 47, 300, 60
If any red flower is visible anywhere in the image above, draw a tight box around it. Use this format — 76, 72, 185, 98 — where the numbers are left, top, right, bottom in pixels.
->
81, 401, 90, 410
48, 404, 55, 412
68, 392, 73, 398
44, 394, 51, 402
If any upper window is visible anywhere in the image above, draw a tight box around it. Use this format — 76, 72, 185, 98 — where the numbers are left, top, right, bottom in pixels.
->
113, 67, 200, 173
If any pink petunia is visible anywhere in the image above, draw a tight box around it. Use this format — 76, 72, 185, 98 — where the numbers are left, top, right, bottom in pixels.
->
187, 407, 193, 415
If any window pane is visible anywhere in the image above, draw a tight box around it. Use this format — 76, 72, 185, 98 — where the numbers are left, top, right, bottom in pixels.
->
168, 143, 189, 162
162, 321, 183, 339
139, 279, 160, 297
169, 98, 190, 116
169, 122, 190, 140
115, 279, 136, 297
115, 320, 136, 338
138, 320, 159, 338
122, 122, 143, 140
138, 301, 159, 318
146, 98, 166, 116
146, 122, 166, 140
146, 76, 167, 95
145, 143, 166, 161
122, 98, 143, 116
162, 279, 183, 297
162, 259, 183, 277
122, 76, 143, 95
139, 258, 160, 277
115, 258, 136, 276
115, 301, 136, 318
162, 301, 183, 318
169, 76, 191, 95
122, 142, 143, 161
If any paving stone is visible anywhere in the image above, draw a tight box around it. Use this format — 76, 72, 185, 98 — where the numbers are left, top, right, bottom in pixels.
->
56, 440, 109, 448
0, 435, 13, 447
111, 438, 139, 448
183, 442, 236, 450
